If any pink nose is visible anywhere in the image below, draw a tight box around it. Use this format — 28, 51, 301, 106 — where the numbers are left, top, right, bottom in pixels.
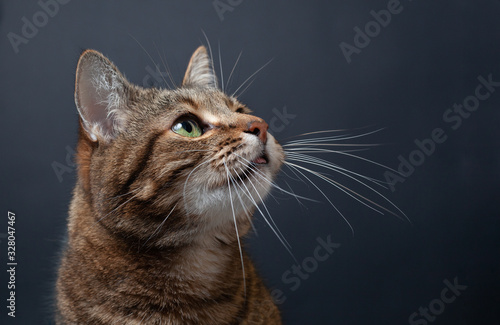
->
245, 120, 268, 144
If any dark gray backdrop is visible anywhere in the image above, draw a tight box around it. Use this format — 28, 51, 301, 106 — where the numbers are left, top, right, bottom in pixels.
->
1, 0, 499, 324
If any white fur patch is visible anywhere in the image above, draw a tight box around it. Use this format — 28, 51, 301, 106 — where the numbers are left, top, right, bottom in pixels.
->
182, 133, 282, 231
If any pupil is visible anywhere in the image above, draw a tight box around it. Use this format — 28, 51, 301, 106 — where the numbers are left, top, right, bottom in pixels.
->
183, 121, 193, 133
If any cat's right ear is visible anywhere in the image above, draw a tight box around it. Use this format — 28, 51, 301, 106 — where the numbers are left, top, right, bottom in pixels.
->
182, 46, 217, 88
75, 50, 131, 143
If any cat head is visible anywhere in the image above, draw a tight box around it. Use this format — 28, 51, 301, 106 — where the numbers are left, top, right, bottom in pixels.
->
74, 46, 284, 247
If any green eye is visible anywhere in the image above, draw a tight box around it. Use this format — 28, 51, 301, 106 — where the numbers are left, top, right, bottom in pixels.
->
172, 120, 203, 138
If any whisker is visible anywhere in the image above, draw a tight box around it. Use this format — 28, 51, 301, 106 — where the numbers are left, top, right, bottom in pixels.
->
284, 143, 381, 148
226, 51, 242, 93
161, 46, 178, 88
201, 30, 218, 88
157, 155, 211, 180
284, 134, 353, 145
282, 179, 308, 209
278, 129, 351, 143
107, 187, 142, 201
218, 41, 224, 92
234, 77, 257, 98
281, 125, 377, 140
288, 129, 352, 137
182, 159, 214, 211
233, 154, 315, 202
285, 159, 385, 215
286, 160, 410, 224
227, 170, 258, 235
285, 152, 387, 188
284, 147, 401, 175
285, 148, 370, 154
284, 128, 385, 146
93, 191, 141, 227
150, 42, 172, 89
278, 164, 304, 183
243, 167, 281, 205
170, 149, 213, 155
231, 168, 297, 263
232, 58, 273, 98
284, 162, 355, 235
237, 167, 293, 253
129, 34, 169, 90
223, 161, 246, 298
247, 165, 316, 202
142, 203, 177, 249
276, 166, 312, 209
154, 42, 177, 88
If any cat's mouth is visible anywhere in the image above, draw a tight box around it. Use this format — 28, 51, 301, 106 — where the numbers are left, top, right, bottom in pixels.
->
228, 152, 268, 186
251, 152, 268, 165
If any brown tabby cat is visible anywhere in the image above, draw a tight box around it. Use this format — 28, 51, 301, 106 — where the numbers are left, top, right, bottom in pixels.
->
56, 46, 284, 324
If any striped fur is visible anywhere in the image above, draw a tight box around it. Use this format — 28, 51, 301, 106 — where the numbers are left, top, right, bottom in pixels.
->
56, 47, 283, 324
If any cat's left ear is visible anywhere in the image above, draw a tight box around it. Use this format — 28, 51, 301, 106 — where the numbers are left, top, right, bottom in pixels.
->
75, 50, 131, 143
182, 46, 217, 89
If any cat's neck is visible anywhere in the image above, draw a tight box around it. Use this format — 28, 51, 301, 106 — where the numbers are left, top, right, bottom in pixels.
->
68, 185, 248, 286
62, 191, 255, 323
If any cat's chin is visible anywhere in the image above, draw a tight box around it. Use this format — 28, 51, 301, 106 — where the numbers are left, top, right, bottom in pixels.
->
186, 137, 283, 227
184, 165, 273, 218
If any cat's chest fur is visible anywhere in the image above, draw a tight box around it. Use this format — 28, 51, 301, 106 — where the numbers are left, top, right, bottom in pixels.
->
56, 46, 283, 324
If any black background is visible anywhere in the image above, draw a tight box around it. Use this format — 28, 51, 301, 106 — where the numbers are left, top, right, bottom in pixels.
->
1, 1, 500, 324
